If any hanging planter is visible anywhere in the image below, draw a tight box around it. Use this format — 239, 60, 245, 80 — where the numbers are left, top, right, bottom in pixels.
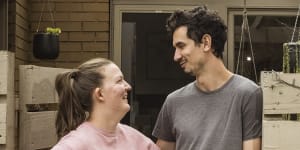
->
33, 27, 61, 59
32, 0, 61, 59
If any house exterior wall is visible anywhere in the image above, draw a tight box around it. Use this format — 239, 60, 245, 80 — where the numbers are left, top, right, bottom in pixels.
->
111, 0, 300, 69
6, 0, 300, 149
8, 0, 30, 95
29, 0, 110, 68
5, 0, 29, 149
7, 0, 110, 149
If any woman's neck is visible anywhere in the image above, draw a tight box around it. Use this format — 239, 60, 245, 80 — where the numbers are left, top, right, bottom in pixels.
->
87, 110, 122, 133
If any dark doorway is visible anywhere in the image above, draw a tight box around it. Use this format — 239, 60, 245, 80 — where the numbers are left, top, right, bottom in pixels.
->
121, 13, 194, 139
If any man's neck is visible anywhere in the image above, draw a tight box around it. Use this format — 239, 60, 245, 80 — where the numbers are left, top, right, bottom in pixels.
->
195, 58, 233, 92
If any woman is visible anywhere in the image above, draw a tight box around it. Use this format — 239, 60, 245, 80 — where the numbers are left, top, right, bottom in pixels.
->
52, 58, 159, 150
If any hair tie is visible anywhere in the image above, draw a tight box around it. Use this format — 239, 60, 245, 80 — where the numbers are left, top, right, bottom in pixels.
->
70, 70, 79, 80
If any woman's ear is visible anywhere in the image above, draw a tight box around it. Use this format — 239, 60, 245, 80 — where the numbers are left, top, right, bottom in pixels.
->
202, 34, 212, 52
93, 87, 104, 102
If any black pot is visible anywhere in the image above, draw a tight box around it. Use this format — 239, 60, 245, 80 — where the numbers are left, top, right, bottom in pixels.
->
33, 33, 60, 59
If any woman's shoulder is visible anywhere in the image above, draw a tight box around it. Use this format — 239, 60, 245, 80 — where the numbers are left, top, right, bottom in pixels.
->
118, 124, 152, 141
117, 124, 160, 150
51, 123, 92, 150
118, 124, 142, 135
51, 131, 87, 150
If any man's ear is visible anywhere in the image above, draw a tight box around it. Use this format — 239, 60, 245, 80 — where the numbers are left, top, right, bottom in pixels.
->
202, 34, 212, 52
93, 87, 104, 102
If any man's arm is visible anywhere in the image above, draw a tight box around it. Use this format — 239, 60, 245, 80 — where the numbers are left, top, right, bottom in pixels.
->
156, 139, 175, 150
243, 138, 261, 150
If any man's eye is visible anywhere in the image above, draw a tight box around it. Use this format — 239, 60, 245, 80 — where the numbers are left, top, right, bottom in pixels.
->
178, 44, 185, 49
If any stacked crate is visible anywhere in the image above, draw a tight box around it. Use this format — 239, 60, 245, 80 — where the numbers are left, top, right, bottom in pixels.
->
261, 71, 300, 150
0, 51, 15, 150
19, 65, 70, 150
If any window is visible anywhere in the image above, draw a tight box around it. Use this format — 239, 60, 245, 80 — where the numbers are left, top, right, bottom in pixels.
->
0, 0, 7, 50
228, 8, 299, 83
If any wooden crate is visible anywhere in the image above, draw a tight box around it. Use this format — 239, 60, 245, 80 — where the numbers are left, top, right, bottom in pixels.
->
0, 51, 15, 150
261, 71, 300, 114
263, 120, 300, 150
261, 71, 300, 150
19, 65, 70, 150
0, 104, 7, 144
19, 111, 57, 150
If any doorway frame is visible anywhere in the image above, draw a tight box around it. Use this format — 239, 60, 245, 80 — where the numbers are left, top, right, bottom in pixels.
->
111, 3, 198, 126
111, 1, 299, 72
111, 4, 198, 67
0, 0, 8, 50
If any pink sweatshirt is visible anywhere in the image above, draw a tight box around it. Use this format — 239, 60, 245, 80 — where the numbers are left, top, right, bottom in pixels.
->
51, 122, 160, 150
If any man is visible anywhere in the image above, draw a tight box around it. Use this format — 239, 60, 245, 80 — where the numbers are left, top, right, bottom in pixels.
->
152, 5, 262, 150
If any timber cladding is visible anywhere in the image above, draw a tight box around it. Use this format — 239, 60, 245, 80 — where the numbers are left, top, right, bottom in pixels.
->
19, 65, 70, 150
29, 0, 110, 68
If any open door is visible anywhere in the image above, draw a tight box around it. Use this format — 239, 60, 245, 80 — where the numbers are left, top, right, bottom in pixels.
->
120, 12, 194, 138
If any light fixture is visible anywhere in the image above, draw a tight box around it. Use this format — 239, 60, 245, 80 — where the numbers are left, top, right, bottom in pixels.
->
246, 56, 251, 61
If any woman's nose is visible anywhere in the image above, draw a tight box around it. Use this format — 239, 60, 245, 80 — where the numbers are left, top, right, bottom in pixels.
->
124, 81, 132, 91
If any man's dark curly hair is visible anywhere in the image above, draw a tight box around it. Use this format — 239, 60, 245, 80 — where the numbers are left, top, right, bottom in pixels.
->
166, 5, 227, 58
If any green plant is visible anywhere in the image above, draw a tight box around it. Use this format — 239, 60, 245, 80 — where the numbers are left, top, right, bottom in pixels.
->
283, 42, 300, 73
283, 43, 289, 73
46, 27, 61, 35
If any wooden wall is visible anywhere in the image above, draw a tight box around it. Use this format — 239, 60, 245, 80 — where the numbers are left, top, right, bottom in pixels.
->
29, 0, 110, 68
9, 0, 110, 93
7, 0, 29, 149
9, 0, 30, 96
7, 0, 110, 149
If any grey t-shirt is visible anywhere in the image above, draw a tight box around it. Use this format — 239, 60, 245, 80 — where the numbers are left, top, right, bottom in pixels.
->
152, 74, 262, 150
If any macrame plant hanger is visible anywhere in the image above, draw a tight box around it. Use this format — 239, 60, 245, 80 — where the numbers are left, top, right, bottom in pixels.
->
282, 4, 300, 121
283, 4, 300, 73
32, 0, 60, 59
36, 0, 56, 33
291, 4, 300, 44
235, 0, 258, 82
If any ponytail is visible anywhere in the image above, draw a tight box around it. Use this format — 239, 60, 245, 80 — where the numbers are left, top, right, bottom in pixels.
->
54, 58, 113, 139
55, 71, 86, 139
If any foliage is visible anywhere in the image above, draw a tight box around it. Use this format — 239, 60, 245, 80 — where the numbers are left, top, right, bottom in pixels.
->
46, 27, 61, 35
282, 42, 300, 73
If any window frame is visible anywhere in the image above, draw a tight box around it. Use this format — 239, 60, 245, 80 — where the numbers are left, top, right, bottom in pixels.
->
0, 0, 8, 50
111, 4, 199, 67
227, 8, 299, 72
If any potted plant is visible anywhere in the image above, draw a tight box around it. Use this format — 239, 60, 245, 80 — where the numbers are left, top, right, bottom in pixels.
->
33, 27, 61, 59
283, 41, 300, 73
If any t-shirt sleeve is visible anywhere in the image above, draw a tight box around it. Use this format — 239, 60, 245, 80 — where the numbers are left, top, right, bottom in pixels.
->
152, 96, 175, 142
242, 87, 263, 141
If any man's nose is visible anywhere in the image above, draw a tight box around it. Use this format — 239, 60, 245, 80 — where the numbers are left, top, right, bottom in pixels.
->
174, 49, 182, 62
